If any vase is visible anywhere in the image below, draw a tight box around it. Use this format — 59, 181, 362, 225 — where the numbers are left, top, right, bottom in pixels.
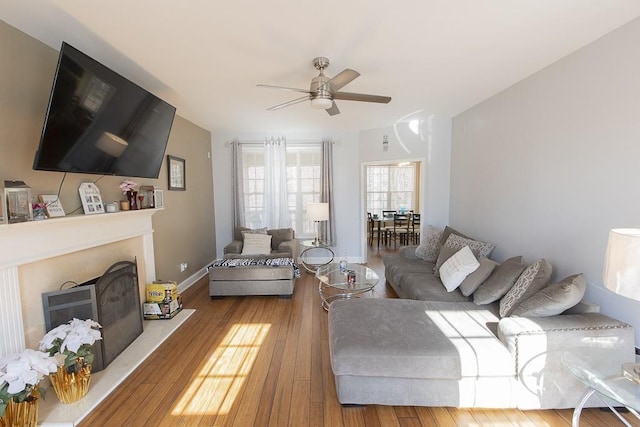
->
49, 360, 92, 404
0, 389, 39, 427
127, 190, 138, 210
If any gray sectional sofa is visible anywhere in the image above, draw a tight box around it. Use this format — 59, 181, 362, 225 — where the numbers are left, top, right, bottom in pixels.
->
328, 227, 636, 409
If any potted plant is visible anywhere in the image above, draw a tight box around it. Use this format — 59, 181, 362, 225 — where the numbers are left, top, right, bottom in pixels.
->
39, 319, 102, 404
0, 349, 58, 427
119, 180, 138, 210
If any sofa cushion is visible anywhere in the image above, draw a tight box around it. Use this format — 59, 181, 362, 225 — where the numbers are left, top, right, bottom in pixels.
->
329, 299, 512, 380
399, 273, 470, 302
459, 257, 499, 297
440, 246, 480, 292
241, 233, 272, 255
268, 228, 295, 250
499, 259, 553, 317
474, 256, 526, 305
511, 274, 586, 317
414, 225, 443, 262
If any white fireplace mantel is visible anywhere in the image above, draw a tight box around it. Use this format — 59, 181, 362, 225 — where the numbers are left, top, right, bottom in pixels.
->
0, 209, 161, 356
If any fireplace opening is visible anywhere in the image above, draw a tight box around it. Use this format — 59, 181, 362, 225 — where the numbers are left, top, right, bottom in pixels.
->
42, 260, 144, 372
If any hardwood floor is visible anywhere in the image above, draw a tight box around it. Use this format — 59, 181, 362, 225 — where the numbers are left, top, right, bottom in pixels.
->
79, 246, 638, 426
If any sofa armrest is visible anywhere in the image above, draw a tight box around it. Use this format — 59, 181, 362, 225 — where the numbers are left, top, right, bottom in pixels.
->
498, 313, 635, 409
399, 245, 419, 260
224, 240, 243, 255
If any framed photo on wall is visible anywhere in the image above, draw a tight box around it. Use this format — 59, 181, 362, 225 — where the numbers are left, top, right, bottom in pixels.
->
167, 155, 186, 191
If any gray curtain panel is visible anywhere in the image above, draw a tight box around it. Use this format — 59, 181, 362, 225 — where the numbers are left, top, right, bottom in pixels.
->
320, 140, 336, 245
232, 140, 245, 229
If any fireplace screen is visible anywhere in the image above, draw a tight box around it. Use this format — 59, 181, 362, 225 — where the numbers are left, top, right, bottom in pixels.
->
42, 260, 143, 372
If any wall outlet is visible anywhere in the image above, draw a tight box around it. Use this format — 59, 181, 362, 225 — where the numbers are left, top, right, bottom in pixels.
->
180, 262, 188, 272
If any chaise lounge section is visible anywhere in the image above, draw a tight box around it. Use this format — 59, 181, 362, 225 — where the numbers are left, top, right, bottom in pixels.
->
328, 226, 636, 409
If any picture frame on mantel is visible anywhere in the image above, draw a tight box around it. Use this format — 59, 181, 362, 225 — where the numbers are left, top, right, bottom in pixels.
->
167, 155, 186, 191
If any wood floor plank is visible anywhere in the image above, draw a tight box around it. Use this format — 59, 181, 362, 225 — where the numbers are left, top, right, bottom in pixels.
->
77, 246, 635, 427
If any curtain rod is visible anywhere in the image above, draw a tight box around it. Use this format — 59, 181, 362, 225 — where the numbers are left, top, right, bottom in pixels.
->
223, 139, 336, 147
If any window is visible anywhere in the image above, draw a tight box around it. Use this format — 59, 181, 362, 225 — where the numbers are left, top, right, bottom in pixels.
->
242, 144, 321, 237
366, 164, 417, 216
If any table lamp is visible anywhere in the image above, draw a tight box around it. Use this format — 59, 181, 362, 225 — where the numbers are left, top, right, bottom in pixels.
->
603, 228, 640, 383
307, 202, 329, 245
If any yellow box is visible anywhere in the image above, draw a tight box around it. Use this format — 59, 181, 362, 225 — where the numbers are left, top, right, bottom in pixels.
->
146, 281, 178, 303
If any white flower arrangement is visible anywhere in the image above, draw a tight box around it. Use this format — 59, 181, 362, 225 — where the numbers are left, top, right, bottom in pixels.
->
119, 180, 138, 194
0, 349, 58, 416
39, 319, 102, 372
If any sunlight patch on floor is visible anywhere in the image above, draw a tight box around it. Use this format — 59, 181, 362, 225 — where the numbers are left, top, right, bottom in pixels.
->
171, 323, 271, 416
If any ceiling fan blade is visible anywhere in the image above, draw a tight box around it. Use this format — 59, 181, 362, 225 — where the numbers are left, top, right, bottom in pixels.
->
267, 95, 310, 111
327, 69, 360, 91
333, 91, 391, 104
325, 101, 340, 116
257, 84, 312, 95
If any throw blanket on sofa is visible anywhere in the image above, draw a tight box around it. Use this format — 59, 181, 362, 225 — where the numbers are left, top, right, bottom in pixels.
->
209, 257, 301, 278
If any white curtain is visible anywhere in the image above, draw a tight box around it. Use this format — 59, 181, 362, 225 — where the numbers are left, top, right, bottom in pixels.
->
263, 137, 290, 229
231, 140, 245, 230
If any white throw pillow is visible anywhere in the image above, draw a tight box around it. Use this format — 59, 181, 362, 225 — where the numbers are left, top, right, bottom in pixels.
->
241, 233, 272, 255
439, 246, 480, 292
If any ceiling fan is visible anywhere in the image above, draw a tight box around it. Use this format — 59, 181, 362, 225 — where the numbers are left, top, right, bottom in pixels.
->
257, 57, 391, 116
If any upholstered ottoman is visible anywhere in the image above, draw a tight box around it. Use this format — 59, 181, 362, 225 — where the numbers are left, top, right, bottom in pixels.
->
208, 258, 300, 297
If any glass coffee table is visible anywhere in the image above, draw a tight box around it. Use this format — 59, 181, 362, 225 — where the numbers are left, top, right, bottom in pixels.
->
316, 263, 379, 310
562, 349, 640, 426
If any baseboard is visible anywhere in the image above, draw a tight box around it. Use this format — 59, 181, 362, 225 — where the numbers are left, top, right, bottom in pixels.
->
177, 259, 216, 294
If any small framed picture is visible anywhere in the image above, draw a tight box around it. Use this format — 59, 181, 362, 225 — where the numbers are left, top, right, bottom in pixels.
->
167, 155, 186, 191
38, 194, 65, 217
78, 183, 105, 215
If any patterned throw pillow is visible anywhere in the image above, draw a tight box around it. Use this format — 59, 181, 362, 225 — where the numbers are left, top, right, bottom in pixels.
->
415, 225, 443, 262
444, 234, 496, 258
241, 233, 272, 255
499, 259, 552, 317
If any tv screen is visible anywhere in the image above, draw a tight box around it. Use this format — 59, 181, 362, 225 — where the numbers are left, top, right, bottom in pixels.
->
33, 42, 176, 178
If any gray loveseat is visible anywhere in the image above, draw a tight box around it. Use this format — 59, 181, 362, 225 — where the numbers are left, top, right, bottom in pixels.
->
223, 227, 297, 259
328, 228, 636, 410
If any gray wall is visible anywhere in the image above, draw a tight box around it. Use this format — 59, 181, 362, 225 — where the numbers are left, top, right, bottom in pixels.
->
0, 20, 215, 284
451, 17, 640, 341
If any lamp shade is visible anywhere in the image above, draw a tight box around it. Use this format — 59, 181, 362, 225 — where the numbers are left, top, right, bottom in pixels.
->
603, 228, 640, 301
307, 202, 329, 221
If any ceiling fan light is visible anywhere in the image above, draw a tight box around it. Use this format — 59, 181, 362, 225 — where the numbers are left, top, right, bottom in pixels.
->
311, 98, 333, 110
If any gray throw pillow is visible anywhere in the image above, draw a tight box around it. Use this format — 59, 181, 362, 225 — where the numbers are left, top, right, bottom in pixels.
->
511, 274, 586, 317
437, 226, 469, 250
499, 259, 552, 317
459, 257, 499, 296
473, 256, 526, 305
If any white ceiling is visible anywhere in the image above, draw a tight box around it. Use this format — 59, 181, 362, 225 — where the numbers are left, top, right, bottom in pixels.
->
2, 1, 639, 134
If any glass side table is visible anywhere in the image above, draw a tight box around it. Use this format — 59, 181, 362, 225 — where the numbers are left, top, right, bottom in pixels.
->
562, 349, 640, 427
300, 239, 334, 273
316, 263, 379, 311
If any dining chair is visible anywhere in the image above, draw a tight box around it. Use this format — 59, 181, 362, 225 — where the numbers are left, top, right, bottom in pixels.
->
383, 213, 410, 248
409, 213, 421, 244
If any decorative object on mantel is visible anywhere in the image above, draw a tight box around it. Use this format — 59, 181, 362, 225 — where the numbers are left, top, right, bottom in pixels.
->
603, 228, 640, 383
0, 349, 59, 427
139, 186, 162, 209
78, 183, 105, 215
3, 180, 34, 223
39, 318, 102, 404
119, 180, 139, 210
38, 195, 65, 218
167, 155, 186, 191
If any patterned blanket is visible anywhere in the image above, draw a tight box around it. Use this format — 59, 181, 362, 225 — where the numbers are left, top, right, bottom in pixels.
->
209, 257, 301, 278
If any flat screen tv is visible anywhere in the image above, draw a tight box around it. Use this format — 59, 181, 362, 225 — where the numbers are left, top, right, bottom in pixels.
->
33, 42, 176, 178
